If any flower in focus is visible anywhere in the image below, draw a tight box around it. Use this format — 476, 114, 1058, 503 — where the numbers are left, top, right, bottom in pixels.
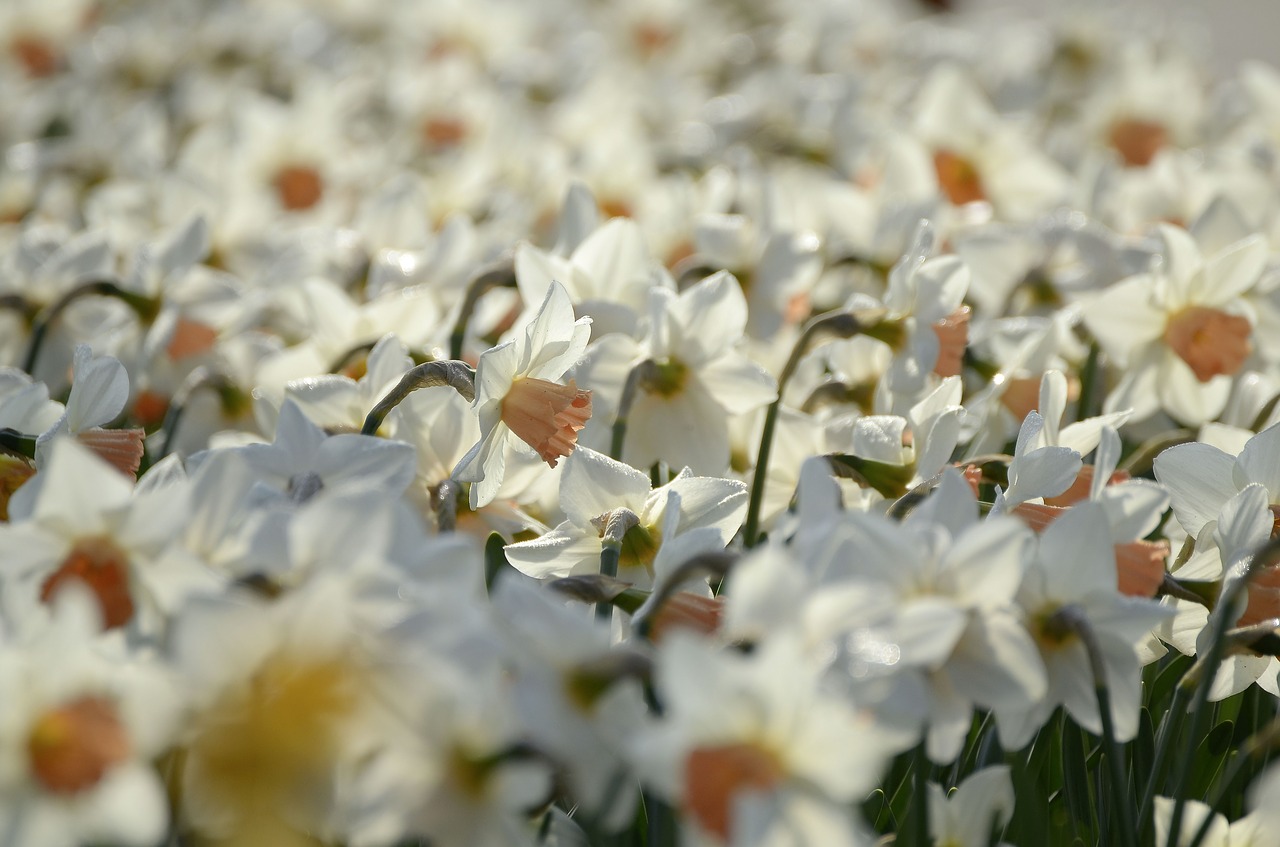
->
503, 445, 746, 591
454, 280, 593, 508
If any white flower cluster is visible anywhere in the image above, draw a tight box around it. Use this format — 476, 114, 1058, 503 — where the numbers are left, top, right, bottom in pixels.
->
6, 0, 1280, 845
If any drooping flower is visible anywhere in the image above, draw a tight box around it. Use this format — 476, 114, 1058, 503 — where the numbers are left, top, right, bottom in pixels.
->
453, 280, 593, 508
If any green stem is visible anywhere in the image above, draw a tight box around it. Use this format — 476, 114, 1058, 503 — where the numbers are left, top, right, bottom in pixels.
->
596, 509, 639, 625
0, 428, 37, 460
360, 360, 475, 435
22, 279, 158, 376
1164, 537, 1280, 847
908, 743, 930, 847
155, 367, 236, 460
1076, 340, 1101, 422
1138, 683, 1192, 836
448, 259, 516, 361
743, 309, 875, 547
435, 479, 460, 534
610, 359, 658, 461
1062, 607, 1136, 847
1185, 716, 1280, 847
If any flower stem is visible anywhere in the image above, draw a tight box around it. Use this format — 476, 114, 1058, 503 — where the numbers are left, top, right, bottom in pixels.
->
448, 259, 516, 361
360, 360, 476, 435
1164, 536, 1280, 846
1138, 683, 1191, 835
435, 478, 460, 533
1184, 715, 1280, 847
21, 279, 158, 376
596, 509, 639, 625
1059, 606, 1137, 847
155, 366, 236, 459
743, 309, 878, 547
610, 359, 658, 461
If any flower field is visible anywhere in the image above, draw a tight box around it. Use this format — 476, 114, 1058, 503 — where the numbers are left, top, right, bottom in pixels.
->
5, 0, 1280, 845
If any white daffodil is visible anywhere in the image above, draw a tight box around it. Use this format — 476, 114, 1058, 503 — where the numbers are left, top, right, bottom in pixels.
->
279, 333, 413, 434
190, 399, 417, 507
633, 632, 888, 846
1157, 485, 1280, 701
453, 280, 593, 509
503, 446, 746, 591
1154, 418, 1280, 544
0, 437, 213, 639
875, 220, 972, 400
515, 216, 668, 339
910, 64, 1069, 223
581, 271, 776, 475
36, 345, 145, 478
0, 591, 180, 847
994, 410, 1083, 512
928, 765, 1016, 847
1008, 426, 1171, 599
1003, 502, 1173, 748
1082, 224, 1266, 425
1153, 796, 1261, 847
789, 470, 1046, 763
490, 579, 648, 832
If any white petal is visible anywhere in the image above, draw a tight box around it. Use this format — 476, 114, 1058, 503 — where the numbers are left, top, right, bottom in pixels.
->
504, 524, 600, 579
1096, 480, 1170, 543
1235, 421, 1280, 498
65, 346, 129, 432
560, 446, 651, 527
1153, 441, 1239, 537
697, 356, 777, 415
668, 271, 748, 365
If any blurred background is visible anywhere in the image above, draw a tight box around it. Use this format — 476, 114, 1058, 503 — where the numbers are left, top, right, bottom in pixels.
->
959, 0, 1280, 75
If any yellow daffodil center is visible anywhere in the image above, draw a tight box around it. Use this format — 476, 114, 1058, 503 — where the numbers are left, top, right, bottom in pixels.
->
647, 358, 689, 398
190, 653, 358, 837
28, 696, 130, 795
41, 536, 135, 630
1163, 306, 1252, 382
684, 742, 785, 839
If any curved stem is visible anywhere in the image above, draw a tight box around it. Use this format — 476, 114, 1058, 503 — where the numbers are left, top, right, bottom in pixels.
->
596, 509, 639, 625
448, 259, 516, 361
155, 367, 236, 460
743, 309, 879, 547
632, 549, 736, 639
0, 428, 37, 460
22, 279, 159, 376
360, 360, 476, 436
610, 359, 657, 461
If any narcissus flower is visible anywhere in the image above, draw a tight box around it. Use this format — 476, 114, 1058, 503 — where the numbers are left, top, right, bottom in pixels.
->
454, 281, 593, 508
1082, 224, 1265, 425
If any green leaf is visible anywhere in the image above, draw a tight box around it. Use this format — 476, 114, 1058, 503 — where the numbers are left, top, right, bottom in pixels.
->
484, 532, 515, 592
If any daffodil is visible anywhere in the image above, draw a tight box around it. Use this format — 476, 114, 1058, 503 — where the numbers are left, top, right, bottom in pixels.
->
453, 280, 593, 508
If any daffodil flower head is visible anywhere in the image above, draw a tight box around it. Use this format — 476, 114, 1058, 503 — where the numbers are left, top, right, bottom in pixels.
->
453, 280, 593, 508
